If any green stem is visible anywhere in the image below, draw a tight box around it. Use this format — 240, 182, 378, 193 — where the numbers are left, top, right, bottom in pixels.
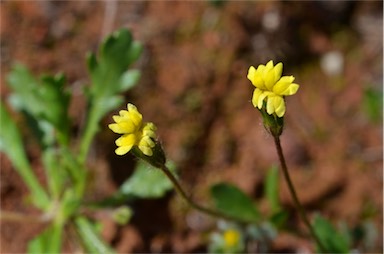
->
273, 136, 326, 252
159, 164, 254, 224
78, 107, 99, 164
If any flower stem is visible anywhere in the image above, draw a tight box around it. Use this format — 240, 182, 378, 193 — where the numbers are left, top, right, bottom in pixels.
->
273, 136, 325, 252
159, 164, 254, 225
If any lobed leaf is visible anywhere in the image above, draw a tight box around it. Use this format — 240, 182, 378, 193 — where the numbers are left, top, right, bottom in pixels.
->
6, 63, 70, 146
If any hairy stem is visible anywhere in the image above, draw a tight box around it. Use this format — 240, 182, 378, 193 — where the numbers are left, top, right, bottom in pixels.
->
273, 136, 325, 252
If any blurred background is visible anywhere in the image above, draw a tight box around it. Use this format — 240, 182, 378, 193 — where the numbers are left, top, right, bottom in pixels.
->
1, 1, 382, 253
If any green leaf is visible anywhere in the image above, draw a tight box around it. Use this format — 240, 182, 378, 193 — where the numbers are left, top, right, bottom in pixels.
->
87, 28, 142, 99
264, 165, 281, 213
313, 215, 350, 253
0, 102, 49, 209
362, 87, 382, 123
269, 210, 289, 229
6, 63, 70, 146
119, 69, 141, 92
119, 161, 176, 198
27, 224, 63, 254
211, 183, 260, 223
75, 216, 115, 254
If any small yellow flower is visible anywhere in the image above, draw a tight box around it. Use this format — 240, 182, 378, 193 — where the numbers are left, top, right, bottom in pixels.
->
223, 229, 240, 248
247, 60, 299, 117
109, 103, 156, 156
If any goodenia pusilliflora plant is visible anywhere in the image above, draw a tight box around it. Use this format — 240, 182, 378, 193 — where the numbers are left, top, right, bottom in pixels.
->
0, 28, 169, 254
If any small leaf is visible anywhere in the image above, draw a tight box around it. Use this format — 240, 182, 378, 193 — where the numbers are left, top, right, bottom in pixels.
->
264, 165, 281, 213
118, 69, 141, 92
211, 183, 260, 222
269, 210, 288, 229
27, 224, 63, 254
313, 214, 350, 253
362, 87, 382, 123
0, 102, 49, 209
75, 216, 115, 254
119, 161, 176, 198
87, 28, 143, 99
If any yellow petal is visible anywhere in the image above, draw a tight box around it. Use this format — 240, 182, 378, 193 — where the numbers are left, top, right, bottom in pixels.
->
247, 66, 256, 82
139, 146, 153, 156
258, 91, 269, 109
266, 95, 275, 115
127, 103, 137, 112
115, 146, 132, 155
272, 76, 296, 95
140, 136, 155, 148
273, 96, 286, 117
121, 122, 138, 133
281, 83, 299, 96
112, 115, 121, 123
109, 123, 125, 134
116, 134, 136, 147
252, 88, 262, 107
248, 66, 265, 89
265, 60, 274, 69
273, 62, 283, 82
119, 110, 129, 117
143, 123, 157, 138
264, 68, 277, 90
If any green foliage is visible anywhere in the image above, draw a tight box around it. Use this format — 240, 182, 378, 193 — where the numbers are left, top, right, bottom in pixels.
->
75, 216, 115, 254
7, 65, 70, 146
362, 87, 382, 123
211, 183, 260, 223
264, 165, 280, 213
120, 161, 176, 199
2, 28, 143, 253
0, 103, 49, 209
264, 165, 288, 228
27, 224, 63, 254
313, 215, 351, 253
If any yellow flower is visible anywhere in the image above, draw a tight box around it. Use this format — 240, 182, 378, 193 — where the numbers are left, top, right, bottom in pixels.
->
109, 103, 157, 156
223, 229, 240, 248
247, 60, 299, 117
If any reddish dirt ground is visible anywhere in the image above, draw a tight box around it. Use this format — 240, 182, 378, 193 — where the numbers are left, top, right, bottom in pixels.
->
1, 1, 383, 253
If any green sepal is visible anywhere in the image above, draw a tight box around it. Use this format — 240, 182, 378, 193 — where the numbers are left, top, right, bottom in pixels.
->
131, 141, 167, 169
258, 102, 284, 137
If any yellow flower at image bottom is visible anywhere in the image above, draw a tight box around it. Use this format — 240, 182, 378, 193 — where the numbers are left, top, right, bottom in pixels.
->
223, 229, 240, 248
